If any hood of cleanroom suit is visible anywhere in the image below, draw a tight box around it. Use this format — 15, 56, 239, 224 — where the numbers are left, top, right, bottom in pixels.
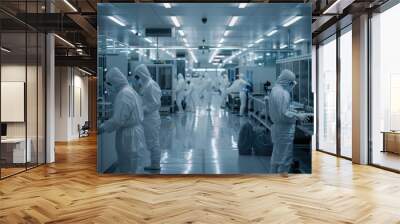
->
275, 69, 296, 92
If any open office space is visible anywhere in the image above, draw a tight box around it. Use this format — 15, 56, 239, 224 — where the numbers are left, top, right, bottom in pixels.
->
0, 0, 400, 223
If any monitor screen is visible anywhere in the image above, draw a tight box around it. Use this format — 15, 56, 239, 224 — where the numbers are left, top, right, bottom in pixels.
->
1, 123, 7, 137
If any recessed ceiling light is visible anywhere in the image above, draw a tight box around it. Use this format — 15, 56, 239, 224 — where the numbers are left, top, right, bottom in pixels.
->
224, 30, 230, 37
283, 16, 302, 27
163, 3, 172, 8
255, 38, 264, 44
294, 38, 305, 44
228, 16, 239, 27
107, 16, 126, 27
171, 16, 181, 27
266, 29, 278, 37
238, 3, 248, 8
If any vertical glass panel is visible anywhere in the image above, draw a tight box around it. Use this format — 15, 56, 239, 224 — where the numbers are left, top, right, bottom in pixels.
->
1, 28, 27, 177
371, 4, 400, 171
27, 30, 38, 169
38, 32, 46, 165
339, 28, 352, 158
317, 36, 337, 154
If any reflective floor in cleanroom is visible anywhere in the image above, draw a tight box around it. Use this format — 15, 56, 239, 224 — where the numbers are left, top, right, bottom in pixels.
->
106, 93, 311, 174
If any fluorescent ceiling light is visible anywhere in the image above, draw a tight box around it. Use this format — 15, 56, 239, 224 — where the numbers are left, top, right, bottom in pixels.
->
131, 29, 137, 34
280, 44, 288, 49
54, 34, 75, 48
107, 16, 126, 27
171, 16, 181, 27
283, 16, 302, 27
255, 38, 264, 44
219, 38, 225, 44
163, 3, 172, 8
183, 38, 188, 43
189, 50, 198, 63
238, 3, 248, 8
178, 30, 185, 36
323, 0, 343, 14
217, 44, 222, 48
209, 50, 219, 63
224, 30, 230, 37
294, 38, 305, 44
144, 38, 152, 43
78, 68, 92, 76
63, 0, 77, 12
1, 47, 11, 53
192, 68, 225, 72
266, 29, 278, 37
228, 16, 239, 27
247, 43, 254, 48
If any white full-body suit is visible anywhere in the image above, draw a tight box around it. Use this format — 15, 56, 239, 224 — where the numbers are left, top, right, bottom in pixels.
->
99, 67, 145, 173
269, 69, 304, 174
133, 64, 162, 170
175, 73, 186, 113
220, 73, 230, 108
226, 74, 250, 116
185, 79, 195, 112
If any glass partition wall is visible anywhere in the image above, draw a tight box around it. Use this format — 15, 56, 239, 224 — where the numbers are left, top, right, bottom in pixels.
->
0, 2, 46, 179
370, 2, 400, 172
317, 35, 337, 155
316, 26, 353, 159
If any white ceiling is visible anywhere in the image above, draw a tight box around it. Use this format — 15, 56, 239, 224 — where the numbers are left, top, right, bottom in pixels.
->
98, 3, 311, 66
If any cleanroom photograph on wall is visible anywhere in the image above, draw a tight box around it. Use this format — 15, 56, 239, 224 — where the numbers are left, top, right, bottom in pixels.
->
97, 3, 313, 175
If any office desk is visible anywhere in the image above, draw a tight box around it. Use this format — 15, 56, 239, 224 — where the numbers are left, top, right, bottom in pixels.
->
382, 131, 400, 154
1, 138, 31, 163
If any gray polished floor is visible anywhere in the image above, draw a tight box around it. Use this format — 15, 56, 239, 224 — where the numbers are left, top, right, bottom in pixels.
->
111, 93, 311, 174
134, 95, 270, 174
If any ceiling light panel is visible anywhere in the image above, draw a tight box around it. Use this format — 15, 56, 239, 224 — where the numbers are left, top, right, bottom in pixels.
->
171, 16, 181, 27
282, 16, 302, 27
107, 16, 126, 27
238, 3, 248, 8
228, 16, 239, 27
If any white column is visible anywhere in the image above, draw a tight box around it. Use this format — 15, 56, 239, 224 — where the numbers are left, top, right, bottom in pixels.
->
46, 32, 55, 163
352, 14, 369, 164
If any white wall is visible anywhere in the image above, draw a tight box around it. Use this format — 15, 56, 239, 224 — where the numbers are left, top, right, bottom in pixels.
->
55, 67, 89, 141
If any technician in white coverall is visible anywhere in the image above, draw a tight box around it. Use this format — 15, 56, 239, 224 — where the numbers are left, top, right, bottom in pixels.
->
226, 74, 250, 116
134, 64, 162, 170
99, 67, 145, 173
175, 73, 186, 113
269, 69, 308, 176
